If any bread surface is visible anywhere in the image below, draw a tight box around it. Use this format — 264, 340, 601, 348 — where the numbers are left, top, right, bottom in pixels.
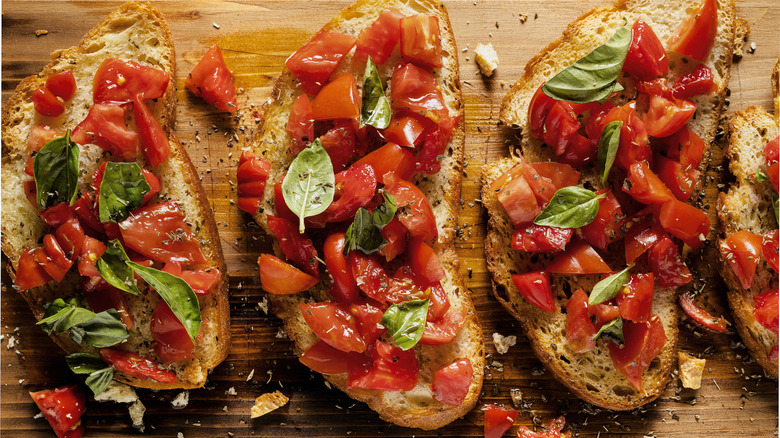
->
248, 0, 484, 429
484, 0, 736, 409
1, 1, 229, 390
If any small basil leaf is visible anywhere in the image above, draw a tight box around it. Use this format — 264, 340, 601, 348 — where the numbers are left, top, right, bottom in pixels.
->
372, 191, 397, 228
597, 121, 622, 186
128, 261, 201, 344
381, 299, 429, 351
75, 309, 130, 348
344, 207, 385, 255
42, 297, 80, 320
755, 170, 769, 182
66, 353, 107, 374
96, 239, 139, 295
542, 22, 631, 103
534, 187, 605, 228
34, 130, 79, 210
282, 139, 335, 233
361, 57, 391, 129
85, 367, 115, 396
588, 264, 633, 305
593, 317, 624, 344
38, 304, 96, 334
98, 162, 151, 223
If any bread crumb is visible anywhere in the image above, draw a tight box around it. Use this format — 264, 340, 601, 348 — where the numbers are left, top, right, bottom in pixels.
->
129, 400, 146, 432
247, 369, 255, 382
6, 335, 17, 349
226, 387, 237, 396
171, 391, 189, 409
679, 353, 706, 389
35, 29, 48, 37
474, 43, 499, 77
519, 14, 528, 23
213, 22, 221, 29
94, 381, 139, 404
492, 332, 516, 354
250, 391, 289, 418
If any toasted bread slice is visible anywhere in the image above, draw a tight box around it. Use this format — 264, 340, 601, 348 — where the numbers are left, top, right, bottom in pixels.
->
1, 1, 229, 389
483, 0, 736, 409
717, 63, 779, 378
248, 0, 484, 429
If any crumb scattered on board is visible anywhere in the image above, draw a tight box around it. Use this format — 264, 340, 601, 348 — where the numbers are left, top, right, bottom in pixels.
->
251, 391, 289, 418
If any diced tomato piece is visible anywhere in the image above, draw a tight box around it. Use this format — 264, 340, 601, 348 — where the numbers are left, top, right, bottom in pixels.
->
484, 404, 519, 438
432, 358, 473, 406
678, 291, 729, 332
351, 302, 387, 345
647, 235, 692, 288
407, 238, 445, 283
347, 340, 419, 391
529, 161, 581, 190
765, 136, 780, 191
77, 236, 106, 277
511, 270, 555, 312
300, 340, 363, 374
415, 114, 459, 174
721, 230, 763, 290
384, 173, 438, 243
566, 288, 597, 353
45, 70, 77, 101
267, 215, 318, 276
642, 94, 697, 138
763, 230, 779, 273
656, 199, 710, 249
14, 248, 53, 291
623, 19, 669, 80
301, 301, 367, 354
353, 142, 417, 183
383, 111, 429, 147
589, 101, 651, 172
43, 234, 74, 272
285, 30, 357, 95
185, 45, 236, 112
81, 276, 133, 329
580, 189, 624, 250
179, 267, 221, 296
511, 223, 572, 254
379, 218, 408, 262
39, 202, 76, 229
617, 273, 654, 323
313, 164, 376, 225
653, 153, 700, 201
25, 125, 59, 170
426, 282, 451, 322
547, 240, 612, 274
100, 348, 177, 383
70, 193, 103, 236
319, 120, 358, 171
236, 150, 271, 215
660, 125, 706, 169
400, 14, 442, 69
29, 385, 86, 438
489, 162, 541, 228
753, 289, 779, 334
348, 251, 390, 302
55, 218, 85, 259
133, 95, 170, 167
528, 84, 557, 139
671, 64, 717, 99
591, 301, 621, 327
624, 161, 675, 205
311, 73, 360, 121
31, 86, 64, 117
151, 300, 200, 363
323, 232, 359, 303
354, 8, 404, 65
33, 246, 67, 282
94, 58, 169, 104
624, 220, 666, 264
517, 416, 569, 438
71, 104, 138, 160
667, 0, 717, 62
286, 94, 314, 154
608, 315, 667, 391
259, 254, 319, 294
419, 309, 466, 345
119, 201, 206, 265
390, 63, 448, 123
542, 100, 595, 167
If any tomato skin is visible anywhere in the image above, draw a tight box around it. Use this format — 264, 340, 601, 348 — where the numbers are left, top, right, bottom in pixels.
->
353, 142, 417, 184
671, 64, 717, 98
484, 404, 519, 438
753, 289, 779, 334
323, 232, 360, 303
185, 45, 237, 112
390, 63, 448, 123
721, 230, 763, 290
580, 189, 624, 250
623, 19, 669, 80
119, 201, 206, 265
547, 240, 612, 274
567, 288, 597, 353
29, 385, 86, 438
286, 94, 315, 154
528, 84, 557, 139
591, 301, 621, 327
178, 267, 220, 296
383, 111, 429, 147
529, 162, 581, 191
642, 94, 697, 138
511, 223, 573, 253
647, 235, 692, 288
319, 121, 358, 171
236, 150, 271, 215
94, 58, 169, 104
55, 218, 85, 259
71, 193, 104, 236
653, 153, 700, 201
267, 215, 319, 276
286, 30, 357, 95
407, 238, 445, 283
617, 273, 654, 323
766, 136, 780, 191
133, 95, 170, 167
311, 73, 361, 121
400, 14, 443, 69
661, 125, 706, 168
347, 340, 419, 391
39, 202, 76, 228
31, 86, 65, 117
43, 234, 74, 273
511, 271, 555, 312
349, 251, 391, 302
45, 70, 77, 102
667, 0, 718, 62
100, 347, 178, 383
151, 300, 197, 363
489, 163, 541, 228
259, 254, 319, 294
678, 291, 729, 332
352, 301, 387, 345
15, 248, 53, 291
624, 220, 666, 264
415, 114, 459, 174
379, 218, 408, 262
384, 173, 438, 243
317, 164, 377, 224
419, 309, 465, 345
432, 358, 473, 406
354, 8, 404, 65
541, 101, 595, 167
656, 199, 710, 249
624, 161, 675, 205
763, 230, 779, 273
300, 339, 363, 374
77, 236, 106, 278
301, 301, 367, 353
71, 104, 139, 160
608, 315, 667, 391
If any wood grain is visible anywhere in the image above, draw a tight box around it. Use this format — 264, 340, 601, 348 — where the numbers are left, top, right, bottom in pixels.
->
2, 1, 778, 437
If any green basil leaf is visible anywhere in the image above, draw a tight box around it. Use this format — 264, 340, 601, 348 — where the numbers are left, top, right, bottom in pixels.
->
593, 317, 624, 344
597, 121, 622, 186
588, 264, 633, 305
71, 309, 130, 348
96, 240, 139, 295
361, 57, 391, 130
33, 130, 79, 210
66, 353, 107, 374
282, 139, 335, 233
128, 261, 201, 343
98, 162, 151, 223
85, 367, 115, 395
41, 297, 80, 320
534, 187, 605, 228
344, 207, 385, 255
372, 191, 397, 228
38, 303, 96, 334
381, 299, 429, 351
542, 22, 630, 103
755, 170, 769, 182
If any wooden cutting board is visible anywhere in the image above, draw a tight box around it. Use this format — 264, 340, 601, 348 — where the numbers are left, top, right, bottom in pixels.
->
2, 1, 778, 436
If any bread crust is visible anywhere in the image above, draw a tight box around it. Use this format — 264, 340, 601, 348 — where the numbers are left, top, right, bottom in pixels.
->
485, 0, 736, 409
1, 1, 229, 390
248, 0, 483, 429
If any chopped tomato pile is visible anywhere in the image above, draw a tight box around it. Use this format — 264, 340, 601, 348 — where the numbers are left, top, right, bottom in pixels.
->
252, 9, 473, 402
492, 12, 720, 391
